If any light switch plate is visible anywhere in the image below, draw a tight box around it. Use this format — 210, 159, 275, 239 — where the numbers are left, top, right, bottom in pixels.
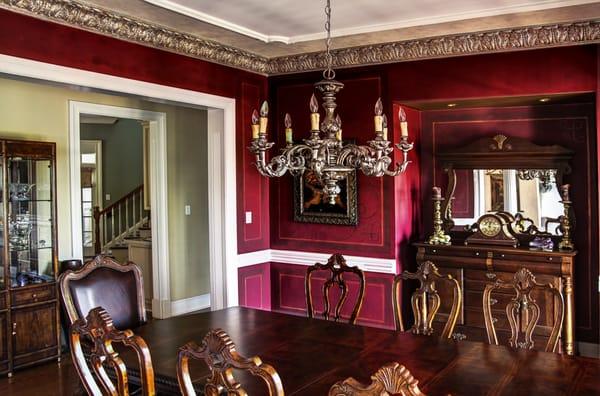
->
105, 194, 111, 201
185, 205, 191, 216
245, 211, 252, 224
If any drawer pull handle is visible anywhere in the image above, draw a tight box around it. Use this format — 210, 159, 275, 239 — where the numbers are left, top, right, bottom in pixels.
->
452, 333, 467, 341
486, 273, 497, 280
492, 317, 498, 324
12, 322, 16, 336
490, 298, 498, 305
32, 293, 37, 299
475, 252, 480, 256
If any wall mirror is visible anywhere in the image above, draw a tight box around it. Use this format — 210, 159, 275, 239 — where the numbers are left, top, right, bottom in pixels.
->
438, 134, 574, 240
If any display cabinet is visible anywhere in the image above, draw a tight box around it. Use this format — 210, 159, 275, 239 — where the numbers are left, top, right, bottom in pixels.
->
0, 140, 59, 376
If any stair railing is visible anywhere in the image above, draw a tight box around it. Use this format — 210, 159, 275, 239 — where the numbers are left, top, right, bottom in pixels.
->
93, 185, 145, 254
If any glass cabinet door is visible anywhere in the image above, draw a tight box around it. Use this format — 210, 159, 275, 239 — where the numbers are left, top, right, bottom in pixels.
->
8, 157, 54, 288
0, 156, 3, 291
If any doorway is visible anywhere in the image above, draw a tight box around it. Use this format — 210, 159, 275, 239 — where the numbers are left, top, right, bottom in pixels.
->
80, 139, 103, 258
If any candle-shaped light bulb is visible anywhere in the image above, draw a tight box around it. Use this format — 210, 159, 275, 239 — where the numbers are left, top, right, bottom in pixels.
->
374, 98, 383, 132
432, 186, 442, 199
251, 109, 260, 139
259, 101, 269, 134
398, 106, 408, 138
560, 184, 571, 201
284, 113, 293, 144
335, 114, 342, 141
382, 114, 388, 141
310, 94, 320, 131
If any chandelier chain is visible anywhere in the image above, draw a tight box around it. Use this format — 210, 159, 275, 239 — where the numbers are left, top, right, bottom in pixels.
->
323, 0, 335, 80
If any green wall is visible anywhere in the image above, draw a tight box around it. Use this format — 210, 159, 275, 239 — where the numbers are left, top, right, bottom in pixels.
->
0, 76, 210, 301
80, 119, 144, 205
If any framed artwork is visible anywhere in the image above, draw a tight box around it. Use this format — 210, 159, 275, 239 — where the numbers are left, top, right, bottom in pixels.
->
294, 169, 358, 225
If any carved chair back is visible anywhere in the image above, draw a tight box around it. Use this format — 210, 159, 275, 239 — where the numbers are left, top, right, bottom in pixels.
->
177, 328, 285, 396
59, 255, 146, 329
328, 362, 425, 396
305, 253, 366, 324
483, 267, 564, 352
70, 307, 155, 396
394, 261, 462, 338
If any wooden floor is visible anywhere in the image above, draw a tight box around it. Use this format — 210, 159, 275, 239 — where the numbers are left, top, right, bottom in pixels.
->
0, 356, 84, 396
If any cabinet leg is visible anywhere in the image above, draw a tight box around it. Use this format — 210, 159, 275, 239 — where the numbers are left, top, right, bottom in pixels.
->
564, 275, 575, 356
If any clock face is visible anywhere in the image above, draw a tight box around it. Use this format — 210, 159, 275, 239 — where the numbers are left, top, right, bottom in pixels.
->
479, 215, 502, 237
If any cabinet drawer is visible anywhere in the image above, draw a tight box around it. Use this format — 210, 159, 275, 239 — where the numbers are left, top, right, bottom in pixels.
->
464, 290, 514, 309
465, 269, 514, 282
464, 307, 511, 330
11, 284, 56, 307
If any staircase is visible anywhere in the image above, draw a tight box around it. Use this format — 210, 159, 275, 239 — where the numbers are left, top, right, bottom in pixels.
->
92, 185, 150, 256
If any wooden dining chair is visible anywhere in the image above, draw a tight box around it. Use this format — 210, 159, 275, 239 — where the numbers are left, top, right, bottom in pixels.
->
177, 328, 285, 396
483, 267, 564, 353
70, 306, 155, 396
305, 253, 366, 324
393, 261, 462, 338
328, 362, 425, 396
59, 254, 147, 330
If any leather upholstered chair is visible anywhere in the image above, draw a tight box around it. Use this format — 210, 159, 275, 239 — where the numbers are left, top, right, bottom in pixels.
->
59, 255, 146, 330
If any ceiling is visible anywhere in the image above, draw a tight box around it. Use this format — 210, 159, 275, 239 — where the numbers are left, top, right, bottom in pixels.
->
143, 0, 600, 44
81, 0, 600, 58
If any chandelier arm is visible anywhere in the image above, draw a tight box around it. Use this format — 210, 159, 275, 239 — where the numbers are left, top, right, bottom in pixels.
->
251, 144, 314, 177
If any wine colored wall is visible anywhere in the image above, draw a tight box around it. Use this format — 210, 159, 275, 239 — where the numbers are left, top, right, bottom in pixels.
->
0, 9, 270, 254
265, 45, 599, 341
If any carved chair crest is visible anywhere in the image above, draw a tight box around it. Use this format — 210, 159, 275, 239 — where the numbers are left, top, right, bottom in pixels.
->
483, 267, 564, 352
328, 362, 425, 396
177, 328, 285, 396
394, 261, 462, 338
70, 307, 155, 396
305, 253, 366, 324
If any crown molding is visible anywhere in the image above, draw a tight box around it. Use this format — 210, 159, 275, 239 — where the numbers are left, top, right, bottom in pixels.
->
1, 0, 599, 76
0, 0, 270, 74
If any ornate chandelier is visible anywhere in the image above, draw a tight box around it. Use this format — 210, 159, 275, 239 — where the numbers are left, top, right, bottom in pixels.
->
249, 0, 413, 204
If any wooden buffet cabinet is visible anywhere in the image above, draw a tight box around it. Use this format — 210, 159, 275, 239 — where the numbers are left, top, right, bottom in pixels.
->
420, 134, 578, 355
415, 243, 576, 354
0, 140, 59, 376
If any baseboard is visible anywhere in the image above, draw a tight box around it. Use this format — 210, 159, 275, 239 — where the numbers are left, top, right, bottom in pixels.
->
578, 341, 600, 358
171, 293, 211, 316
237, 249, 397, 274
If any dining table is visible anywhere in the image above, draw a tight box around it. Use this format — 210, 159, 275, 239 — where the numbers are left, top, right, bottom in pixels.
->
120, 306, 600, 395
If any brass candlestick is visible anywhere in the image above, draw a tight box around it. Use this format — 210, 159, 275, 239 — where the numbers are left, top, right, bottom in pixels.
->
558, 184, 574, 251
428, 187, 451, 245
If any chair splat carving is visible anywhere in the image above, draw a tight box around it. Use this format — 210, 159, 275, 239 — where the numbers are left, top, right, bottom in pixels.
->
328, 362, 425, 396
306, 253, 366, 324
483, 267, 564, 353
394, 261, 462, 338
70, 307, 155, 396
177, 328, 285, 396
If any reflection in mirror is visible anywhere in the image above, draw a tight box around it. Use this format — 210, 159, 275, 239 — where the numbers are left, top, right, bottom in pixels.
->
452, 169, 563, 234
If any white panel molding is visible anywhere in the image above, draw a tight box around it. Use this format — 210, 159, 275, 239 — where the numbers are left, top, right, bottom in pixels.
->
171, 293, 211, 316
237, 249, 397, 274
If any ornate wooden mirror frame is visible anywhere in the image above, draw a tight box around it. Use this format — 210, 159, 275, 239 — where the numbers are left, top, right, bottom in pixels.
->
437, 134, 574, 244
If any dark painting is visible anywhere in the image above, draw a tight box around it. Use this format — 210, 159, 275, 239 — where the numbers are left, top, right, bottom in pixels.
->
294, 170, 358, 225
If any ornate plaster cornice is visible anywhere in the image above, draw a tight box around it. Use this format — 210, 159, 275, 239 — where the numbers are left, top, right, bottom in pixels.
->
1, 0, 599, 76
0, 0, 270, 74
267, 21, 600, 75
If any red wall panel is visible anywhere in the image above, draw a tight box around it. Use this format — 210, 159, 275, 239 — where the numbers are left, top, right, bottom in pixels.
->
238, 263, 271, 310
270, 263, 396, 329
0, 9, 270, 253
269, 74, 402, 258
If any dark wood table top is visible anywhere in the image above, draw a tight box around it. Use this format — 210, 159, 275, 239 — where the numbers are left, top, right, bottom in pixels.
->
123, 307, 600, 395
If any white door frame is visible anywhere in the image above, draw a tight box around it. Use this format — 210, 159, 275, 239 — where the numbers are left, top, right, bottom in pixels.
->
0, 54, 239, 316
70, 101, 171, 317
